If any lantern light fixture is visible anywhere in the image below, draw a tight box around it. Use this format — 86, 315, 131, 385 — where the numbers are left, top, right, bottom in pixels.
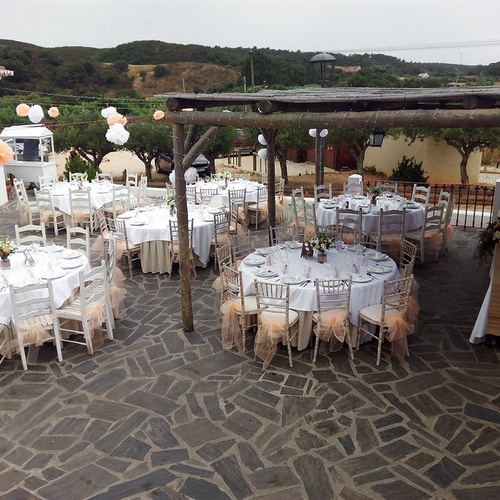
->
369, 128, 385, 147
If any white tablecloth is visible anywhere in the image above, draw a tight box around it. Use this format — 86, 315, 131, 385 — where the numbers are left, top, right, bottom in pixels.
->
239, 245, 400, 350
49, 181, 115, 215
120, 206, 215, 270
0, 248, 91, 328
316, 196, 425, 234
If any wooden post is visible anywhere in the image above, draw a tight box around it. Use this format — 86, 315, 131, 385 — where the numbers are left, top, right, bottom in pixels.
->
262, 129, 276, 228
173, 123, 194, 332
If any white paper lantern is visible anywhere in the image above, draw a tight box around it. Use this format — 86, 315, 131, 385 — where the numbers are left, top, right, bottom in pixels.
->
257, 148, 267, 160
258, 134, 267, 145
308, 129, 317, 138
184, 167, 198, 184
28, 104, 44, 123
105, 123, 129, 145
101, 106, 117, 118
169, 172, 176, 186
319, 129, 328, 138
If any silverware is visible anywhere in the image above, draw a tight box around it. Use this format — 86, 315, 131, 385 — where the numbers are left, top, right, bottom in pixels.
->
300, 279, 311, 287
366, 272, 378, 280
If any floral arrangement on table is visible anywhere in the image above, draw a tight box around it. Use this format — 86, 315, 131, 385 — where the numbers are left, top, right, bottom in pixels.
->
219, 171, 232, 181
366, 186, 383, 199
474, 216, 500, 262
0, 236, 14, 260
307, 231, 335, 254
164, 194, 176, 207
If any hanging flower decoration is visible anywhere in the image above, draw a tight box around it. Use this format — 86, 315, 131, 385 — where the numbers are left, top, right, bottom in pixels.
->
101, 106, 117, 118
475, 217, 500, 263
106, 113, 127, 127
153, 110, 165, 120
105, 123, 130, 145
16, 103, 30, 117
0, 139, 14, 164
184, 167, 198, 184
48, 107, 60, 118
28, 104, 44, 123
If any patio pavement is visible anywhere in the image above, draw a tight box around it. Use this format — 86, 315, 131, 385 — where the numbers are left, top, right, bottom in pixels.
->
0, 198, 499, 499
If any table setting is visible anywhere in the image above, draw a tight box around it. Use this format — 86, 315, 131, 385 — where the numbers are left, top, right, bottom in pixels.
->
239, 241, 400, 350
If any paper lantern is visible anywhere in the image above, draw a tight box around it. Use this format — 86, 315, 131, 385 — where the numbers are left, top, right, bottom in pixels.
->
153, 110, 165, 120
106, 123, 129, 145
169, 172, 176, 186
308, 129, 317, 138
0, 139, 14, 164
257, 148, 267, 160
319, 129, 328, 138
16, 103, 30, 117
107, 113, 127, 126
258, 134, 267, 145
28, 104, 44, 123
101, 106, 117, 118
48, 107, 60, 118
184, 167, 198, 184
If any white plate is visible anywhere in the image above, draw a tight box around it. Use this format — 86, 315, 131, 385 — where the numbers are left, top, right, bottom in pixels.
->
118, 212, 134, 219
255, 268, 279, 278
350, 274, 372, 283
207, 207, 222, 214
129, 220, 147, 226
202, 216, 215, 222
254, 247, 271, 256
39, 270, 66, 280
60, 260, 84, 270
61, 250, 81, 259
368, 265, 392, 274
244, 256, 266, 266
40, 245, 64, 253
406, 203, 419, 208
290, 242, 302, 249
280, 275, 307, 285
366, 252, 389, 262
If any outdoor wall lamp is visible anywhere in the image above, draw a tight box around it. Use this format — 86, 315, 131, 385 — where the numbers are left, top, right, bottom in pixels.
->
369, 128, 385, 147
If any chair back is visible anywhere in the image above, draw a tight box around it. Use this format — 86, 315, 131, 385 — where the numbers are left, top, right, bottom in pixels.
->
200, 187, 219, 205
216, 242, 233, 270
126, 173, 138, 188
106, 233, 118, 283
275, 179, 285, 203
443, 196, 454, 227
97, 172, 113, 183
411, 185, 431, 205
95, 207, 108, 235
423, 205, 444, 233
15, 223, 47, 246
186, 185, 196, 204
269, 225, 295, 246
222, 264, 243, 298
169, 218, 194, 246
69, 189, 94, 229
376, 209, 407, 253
230, 231, 253, 263
234, 173, 249, 182
9, 281, 52, 326
315, 277, 351, 318
381, 276, 413, 323
314, 184, 332, 203
35, 189, 58, 225
78, 260, 109, 312
438, 189, 451, 210
39, 173, 57, 189
336, 207, 363, 244
228, 188, 246, 207
399, 239, 417, 278
254, 281, 291, 325
375, 180, 398, 194
66, 226, 91, 259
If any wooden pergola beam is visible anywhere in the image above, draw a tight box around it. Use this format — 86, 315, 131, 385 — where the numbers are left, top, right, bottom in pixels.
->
164, 108, 500, 130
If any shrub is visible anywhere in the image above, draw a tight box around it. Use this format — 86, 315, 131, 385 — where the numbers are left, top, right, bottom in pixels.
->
153, 65, 169, 78
389, 156, 428, 183
363, 165, 387, 178
63, 151, 99, 180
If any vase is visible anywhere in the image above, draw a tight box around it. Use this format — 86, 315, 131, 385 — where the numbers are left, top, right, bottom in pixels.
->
1, 257, 10, 269
224, 179, 228, 189
169, 206, 176, 216
317, 252, 327, 264
371, 197, 377, 205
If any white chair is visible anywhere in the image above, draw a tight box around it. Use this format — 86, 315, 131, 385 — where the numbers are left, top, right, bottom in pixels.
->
220, 265, 258, 353
66, 226, 91, 260
211, 212, 231, 270
230, 231, 254, 266
247, 185, 268, 229
199, 187, 219, 206
96, 172, 113, 183
69, 189, 95, 234
15, 223, 47, 247
275, 179, 285, 205
39, 173, 57, 189
314, 184, 332, 203
125, 173, 138, 188
291, 187, 315, 239
411, 185, 431, 205
399, 239, 418, 278
108, 218, 141, 278
336, 208, 363, 245
35, 189, 65, 236
186, 185, 197, 204
441, 197, 455, 255
168, 219, 196, 278
13, 178, 40, 225
438, 189, 451, 211
216, 241, 233, 271
103, 184, 131, 220
228, 188, 247, 219
376, 180, 398, 194
370, 209, 407, 258
253, 281, 299, 369
313, 278, 353, 363
9, 281, 62, 370
357, 275, 413, 366
405, 205, 444, 264
50, 261, 114, 356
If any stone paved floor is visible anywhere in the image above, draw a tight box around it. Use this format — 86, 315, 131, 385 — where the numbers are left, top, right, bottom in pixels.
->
1, 199, 499, 499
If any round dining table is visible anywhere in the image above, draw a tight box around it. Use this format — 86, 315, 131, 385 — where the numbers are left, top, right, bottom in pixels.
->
195, 180, 266, 206
239, 244, 400, 351
315, 194, 425, 234
118, 205, 216, 273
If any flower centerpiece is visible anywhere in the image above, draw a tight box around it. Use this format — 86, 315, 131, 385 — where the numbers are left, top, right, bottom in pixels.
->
0, 236, 13, 268
475, 216, 500, 263
164, 194, 176, 215
307, 231, 335, 263
367, 185, 382, 204
219, 170, 232, 188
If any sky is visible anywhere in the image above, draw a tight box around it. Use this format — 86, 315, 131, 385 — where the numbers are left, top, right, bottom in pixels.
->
3, 0, 500, 66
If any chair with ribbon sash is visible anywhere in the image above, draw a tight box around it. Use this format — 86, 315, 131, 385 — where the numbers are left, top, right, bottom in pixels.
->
210, 211, 231, 271
230, 231, 254, 268
9, 281, 62, 370
108, 217, 141, 278
69, 189, 95, 234
13, 178, 40, 225
399, 239, 417, 278
313, 184, 333, 230
92, 207, 110, 257
291, 187, 315, 240
440, 196, 455, 255
405, 205, 444, 264
247, 185, 269, 229
370, 208, 407, 260
168, 218, 196, 278
105, 234, 126, 323
15, 223, 47, 247
356, 275, 414, 366
253, 280, 299, 369
35, 189, 65, 236
50, 260, 113, 356
220, 265, 258, 352
313, 278, 353, 363
336, 207, 363, 245
66, 226, 91, 260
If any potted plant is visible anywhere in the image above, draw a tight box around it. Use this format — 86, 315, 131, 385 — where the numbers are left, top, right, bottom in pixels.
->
367, 186, 382, 205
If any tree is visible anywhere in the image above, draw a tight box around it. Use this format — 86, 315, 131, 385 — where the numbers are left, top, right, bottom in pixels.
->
202, 126, 238, 173
274, 129, 312, 183
54, 108, 118, 168
402, 127, 500, 184
125, 120, 173, 181
327, 129, 373, 174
